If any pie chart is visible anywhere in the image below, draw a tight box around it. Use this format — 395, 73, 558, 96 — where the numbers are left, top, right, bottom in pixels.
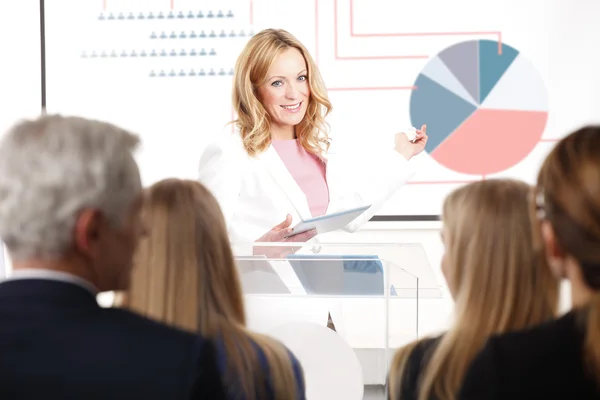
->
410, 39, 548, 175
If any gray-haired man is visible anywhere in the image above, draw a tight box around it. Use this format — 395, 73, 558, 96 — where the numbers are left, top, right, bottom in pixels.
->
0, 114, 225, 399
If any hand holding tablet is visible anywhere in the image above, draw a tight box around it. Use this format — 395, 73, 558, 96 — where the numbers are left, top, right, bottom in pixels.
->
253, 215, 317, 258
285, 204, 372, 238
253, 204, 370, 257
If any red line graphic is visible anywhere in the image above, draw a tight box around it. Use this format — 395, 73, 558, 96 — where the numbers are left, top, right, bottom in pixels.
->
250, 0, 254, 25
334, 0, 428, 60
314, 0, 416, 89
103, 0, 106, 10
328, 86, 416, 91
408, 179, 482, 185
348, 0, 503, 55
170, 0, 174, 10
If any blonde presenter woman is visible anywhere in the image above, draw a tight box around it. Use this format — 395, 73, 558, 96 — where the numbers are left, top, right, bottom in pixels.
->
198, 28, 427, 254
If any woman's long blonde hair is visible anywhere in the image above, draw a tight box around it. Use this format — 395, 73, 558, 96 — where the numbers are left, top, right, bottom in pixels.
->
388, 179, 559, 400
124, 179, 303, 399
232, 28, 332, 157
534, 126, 600, 384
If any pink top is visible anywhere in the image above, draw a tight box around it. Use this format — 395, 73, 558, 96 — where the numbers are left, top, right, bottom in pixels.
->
271, 139, 329, 217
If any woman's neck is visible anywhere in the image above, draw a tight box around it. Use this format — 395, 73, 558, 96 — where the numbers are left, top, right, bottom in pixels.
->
270, 126, 295, 141
567, 258, 596, 308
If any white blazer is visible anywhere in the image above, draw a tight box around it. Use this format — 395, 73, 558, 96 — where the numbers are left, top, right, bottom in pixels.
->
197, 131, 416, 244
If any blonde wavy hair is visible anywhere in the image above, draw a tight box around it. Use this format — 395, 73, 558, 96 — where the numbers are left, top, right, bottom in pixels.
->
388, 179, 559, 400
123, 179, 303, 399
232, 28, 332, 156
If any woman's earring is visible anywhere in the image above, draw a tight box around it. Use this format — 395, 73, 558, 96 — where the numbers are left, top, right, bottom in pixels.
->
535, 191, 547, 220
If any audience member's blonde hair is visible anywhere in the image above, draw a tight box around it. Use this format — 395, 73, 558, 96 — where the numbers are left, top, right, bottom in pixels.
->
123, 178, 303, 399
232, 28, 332, 156
388, 179, 559, 400
534, 126, 600, 383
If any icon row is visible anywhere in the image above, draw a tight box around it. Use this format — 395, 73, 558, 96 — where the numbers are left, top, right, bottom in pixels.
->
149, 68, 234, 77
150, 29, 253, 39
81, 48, 218, 58
98, 10, 234, 20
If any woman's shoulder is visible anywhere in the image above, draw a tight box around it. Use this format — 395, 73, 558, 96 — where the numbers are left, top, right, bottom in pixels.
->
246, 333, 306, 397
469, 311, 581, 377
404, 335, 443, 378
198, 131, 248, 174
247, 332, 300, 363
487, 310, 581, 354
201, 130, 246, 157
459, 311, 593, 398
390, 335, 443, 400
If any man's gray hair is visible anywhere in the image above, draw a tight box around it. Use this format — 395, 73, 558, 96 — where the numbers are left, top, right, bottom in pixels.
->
0, 114, 141, 261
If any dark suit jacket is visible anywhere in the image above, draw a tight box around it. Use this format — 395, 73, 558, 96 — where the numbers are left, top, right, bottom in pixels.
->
0, 279, 227, 399
458, 310, 600, 399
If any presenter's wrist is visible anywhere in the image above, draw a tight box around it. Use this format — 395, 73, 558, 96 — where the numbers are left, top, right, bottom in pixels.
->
397, 147, 412, 161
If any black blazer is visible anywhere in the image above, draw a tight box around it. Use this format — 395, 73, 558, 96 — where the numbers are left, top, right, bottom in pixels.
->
0, 279, 227, 399
388, 336, 441, 400
458, 310, 600, 399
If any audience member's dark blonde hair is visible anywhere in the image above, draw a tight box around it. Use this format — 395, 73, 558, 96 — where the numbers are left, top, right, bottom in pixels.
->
232, 28, 331, 156
533, 126, 600, 383
388, 179, 559, 400
123, 178, 303, 399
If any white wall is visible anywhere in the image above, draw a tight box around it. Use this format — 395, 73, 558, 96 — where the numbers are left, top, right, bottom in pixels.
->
0, 1, 41, 134
0, 0, 42, 279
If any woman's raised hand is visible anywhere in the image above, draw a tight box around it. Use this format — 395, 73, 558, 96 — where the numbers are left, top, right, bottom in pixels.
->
395, 124, 428, 160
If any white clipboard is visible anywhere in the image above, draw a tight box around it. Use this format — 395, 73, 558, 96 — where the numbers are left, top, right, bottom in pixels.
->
286, 204, 371, 238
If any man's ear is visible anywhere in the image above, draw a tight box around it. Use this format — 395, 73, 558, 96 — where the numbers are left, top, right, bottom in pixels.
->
74, 209, 102, 257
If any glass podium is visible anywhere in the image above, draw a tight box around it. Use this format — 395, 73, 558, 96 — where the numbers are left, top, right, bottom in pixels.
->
234, 241, 440, 400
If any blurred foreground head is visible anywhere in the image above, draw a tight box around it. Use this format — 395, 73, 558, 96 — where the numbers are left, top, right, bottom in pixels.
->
0, 114, 144, 292
534, 125, 600, 380
127, 178, 303, 399
389, 178, 559, 400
